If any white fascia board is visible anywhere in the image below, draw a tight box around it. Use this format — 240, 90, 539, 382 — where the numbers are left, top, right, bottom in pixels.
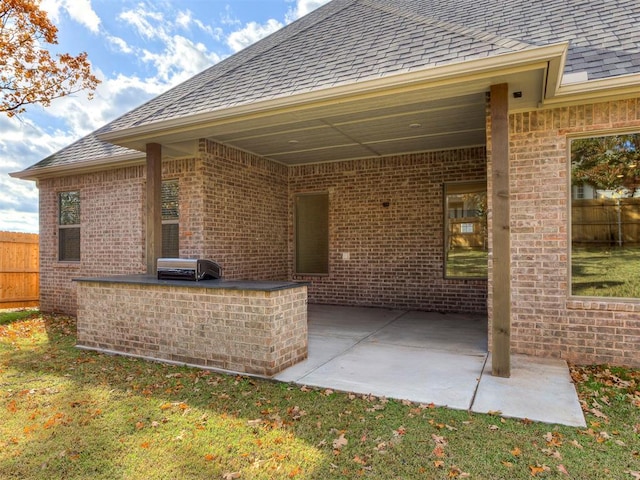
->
542, 72, 640, 107
98, 43, 569, 146
9, 152, 145, 180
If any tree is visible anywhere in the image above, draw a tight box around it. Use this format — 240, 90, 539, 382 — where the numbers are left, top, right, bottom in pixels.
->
571, 134, 640, 197
0, 0, 100, 117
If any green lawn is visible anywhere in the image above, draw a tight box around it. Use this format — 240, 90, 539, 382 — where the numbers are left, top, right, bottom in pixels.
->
572, 246, 640, 298
1, 311, 638, 479
446, 248, 488, 278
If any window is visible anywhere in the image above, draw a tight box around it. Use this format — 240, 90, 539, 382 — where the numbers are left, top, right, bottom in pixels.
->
161, 180, 179, 258
295, 192, 329, 274
460, 223, 474, 234
444, 182, 487, 278
58, 191, 80, 261
570, 133, 640, 298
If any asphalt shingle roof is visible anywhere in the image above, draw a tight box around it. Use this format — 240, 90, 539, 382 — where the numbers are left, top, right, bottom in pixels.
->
20, 0, 640, 174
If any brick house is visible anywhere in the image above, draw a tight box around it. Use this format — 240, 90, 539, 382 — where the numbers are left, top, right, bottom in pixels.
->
12, 0, 640, 370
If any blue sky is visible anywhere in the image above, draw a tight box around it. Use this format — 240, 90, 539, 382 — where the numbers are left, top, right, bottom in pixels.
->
0, 0, 330, 233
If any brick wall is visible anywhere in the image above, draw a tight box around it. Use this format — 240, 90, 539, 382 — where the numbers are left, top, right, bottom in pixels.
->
38, 159, 207, 314
289, 148, 488, 313
199, 140, 289, 280
76, 280, 308, 376
495, 96, 640, 367
38, 166, 146, 314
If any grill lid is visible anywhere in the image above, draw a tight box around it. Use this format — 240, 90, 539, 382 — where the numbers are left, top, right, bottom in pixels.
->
157, 258, 222, 281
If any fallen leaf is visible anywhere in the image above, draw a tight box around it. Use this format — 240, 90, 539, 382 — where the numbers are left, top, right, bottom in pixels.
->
434, 460, 445, 468
288, 466, 302, 477
510, 447, 522, 457
541, 448, 562, 459
529, 464, 550, 476
222, 472, 241, 480
625, 470, 640, 480
204, 453, 215, 461
489, 425, 500, 431
431, 434, 448, 446
502, 461, 513, 468
543, 431, 563, 447
558, 464, 570, 476
352, 455, 367, 465
332, 433, 348, 450
394, 426, 407, 436
570, 439, 584, 449
432, 445, 445, 458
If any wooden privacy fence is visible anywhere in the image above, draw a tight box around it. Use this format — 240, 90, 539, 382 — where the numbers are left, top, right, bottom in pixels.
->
572, 198, 640, 246
0, 231, 39, 309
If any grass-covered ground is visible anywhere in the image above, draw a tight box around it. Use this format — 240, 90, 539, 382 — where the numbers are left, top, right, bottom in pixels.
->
572, 246, 640, 298
1, 310, 638, 479
446, 248, 488, 278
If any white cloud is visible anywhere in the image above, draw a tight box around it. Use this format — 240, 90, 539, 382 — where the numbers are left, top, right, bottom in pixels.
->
0, 116, 74, 234
41, 0, 101, 33
0, 209, 39, 234
285, 0, 331, 23
175, 9, 222, 41
119, 7, 164, 40
226, 19, 282, 53
141, 36, 221, 84
106, 35, 133, 54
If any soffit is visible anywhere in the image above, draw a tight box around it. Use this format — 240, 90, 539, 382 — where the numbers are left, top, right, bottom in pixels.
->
120, 67, 545, 164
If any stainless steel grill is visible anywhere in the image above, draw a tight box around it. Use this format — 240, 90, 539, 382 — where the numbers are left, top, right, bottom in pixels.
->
157, 258, 222, 281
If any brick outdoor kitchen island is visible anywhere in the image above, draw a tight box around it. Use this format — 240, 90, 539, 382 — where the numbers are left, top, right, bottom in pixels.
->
74, 276, 308, 376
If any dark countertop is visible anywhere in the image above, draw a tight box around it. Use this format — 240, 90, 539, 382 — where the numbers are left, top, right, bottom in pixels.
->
73, 274, 309, 292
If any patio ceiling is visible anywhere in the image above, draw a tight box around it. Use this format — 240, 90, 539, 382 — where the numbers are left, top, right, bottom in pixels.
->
99, 48, 559, 166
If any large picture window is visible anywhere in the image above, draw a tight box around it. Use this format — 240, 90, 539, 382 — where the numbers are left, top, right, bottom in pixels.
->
570, 133, 640, 298
444, 182, 487, 278
295, 192, 329, 275
161, 180, 179, 258
58, 191, 80, 261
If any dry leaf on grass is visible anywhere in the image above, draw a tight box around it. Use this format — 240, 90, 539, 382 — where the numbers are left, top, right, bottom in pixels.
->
332, 433, 348, 450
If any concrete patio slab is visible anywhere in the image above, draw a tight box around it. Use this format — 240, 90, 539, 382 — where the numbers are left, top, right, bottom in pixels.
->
292, 341, 487, 409
369, 310, 487, 353
274, 334, 360, 382
273, 305, 586, 427
473, 354, 587, 427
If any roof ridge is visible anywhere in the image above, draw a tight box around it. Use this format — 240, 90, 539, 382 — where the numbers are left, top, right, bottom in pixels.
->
110, 0, 358, 131
361, 0, 535, 53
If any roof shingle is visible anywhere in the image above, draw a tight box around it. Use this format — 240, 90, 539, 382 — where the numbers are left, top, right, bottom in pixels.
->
20, 0, 640, 174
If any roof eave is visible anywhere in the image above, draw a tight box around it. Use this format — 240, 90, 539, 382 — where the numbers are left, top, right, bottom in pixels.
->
98, 42, 569, 147
9, 152, 145, 181
541, 72, 640, 107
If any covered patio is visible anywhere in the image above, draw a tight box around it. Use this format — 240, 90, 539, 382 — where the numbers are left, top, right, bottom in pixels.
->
275, 305, 586, 427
